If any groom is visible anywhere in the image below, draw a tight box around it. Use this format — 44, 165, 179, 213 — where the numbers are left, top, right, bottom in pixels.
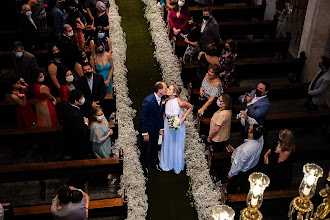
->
140, 82, 168, 176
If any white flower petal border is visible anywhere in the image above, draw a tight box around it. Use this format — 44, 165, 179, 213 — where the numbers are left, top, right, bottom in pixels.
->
140, 0, 221, 219
108, 1, 148, 219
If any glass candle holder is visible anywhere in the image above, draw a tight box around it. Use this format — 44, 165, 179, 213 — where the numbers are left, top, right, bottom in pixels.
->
246, 172, 270, 209
212, 205, 235, 220
299, 163, 323, 199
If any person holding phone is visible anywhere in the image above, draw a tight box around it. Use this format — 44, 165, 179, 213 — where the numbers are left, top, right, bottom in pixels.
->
183, 16, 200, 64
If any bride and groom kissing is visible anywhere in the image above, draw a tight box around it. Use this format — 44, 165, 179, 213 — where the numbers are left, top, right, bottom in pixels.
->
140, 82, 193, 177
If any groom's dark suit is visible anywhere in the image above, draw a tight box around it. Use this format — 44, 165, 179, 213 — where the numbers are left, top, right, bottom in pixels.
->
140, 93, 165, 168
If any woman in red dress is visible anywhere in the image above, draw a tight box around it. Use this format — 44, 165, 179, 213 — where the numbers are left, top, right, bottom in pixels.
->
32, 69, 59, 127
59, 69, 76, 103
9, 77, 37, 128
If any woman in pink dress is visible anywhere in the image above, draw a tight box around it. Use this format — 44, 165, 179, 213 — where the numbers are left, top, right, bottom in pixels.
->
32, 69, 59, 127
9, 77, 37, 128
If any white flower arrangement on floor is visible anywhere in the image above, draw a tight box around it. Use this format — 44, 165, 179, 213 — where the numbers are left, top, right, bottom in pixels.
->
108, 1, 148, 219
140, 0, 221, 219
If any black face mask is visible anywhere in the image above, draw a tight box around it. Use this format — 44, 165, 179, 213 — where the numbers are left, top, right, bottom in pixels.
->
59, 1, 66, 7
319, 63, 323, 69
53, 52, 60, 58
203, 16, 209, 21
97, 49, 104, 54
255, 89, 262, 97
85, 71, 93, 78
224, 47, 229, 51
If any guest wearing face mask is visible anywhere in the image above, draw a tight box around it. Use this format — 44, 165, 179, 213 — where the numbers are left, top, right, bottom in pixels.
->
31, 69, 59, 127
11, 41, 39, 85
90, 42, 114, 94
59, 24, 79, 70
18, 4, 40, 50
91, 1, 109, 37
207, 94, 232, 152
59, 69, 76, 103
89, 27, 112, 56
62, 89, 90, 159
200, 7, 220, 52
53, 0, 67, 39
74, 49, 89, 78
48, 44, 67, 93
90, 106, 113, 158
219, 39, 238, 88
67, 6, 86, 49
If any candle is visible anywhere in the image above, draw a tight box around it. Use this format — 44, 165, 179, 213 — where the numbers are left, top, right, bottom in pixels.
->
251, 196, 258, 207
302, 185, 311, 196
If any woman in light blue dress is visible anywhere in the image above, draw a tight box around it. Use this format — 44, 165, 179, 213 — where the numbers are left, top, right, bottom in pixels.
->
91, 41, 114, 94
160, 85, 193, 174
90, 106, 113, 158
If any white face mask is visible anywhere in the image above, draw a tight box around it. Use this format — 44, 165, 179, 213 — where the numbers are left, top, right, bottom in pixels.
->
15, 51, 23, 58
96, 114, 104, 122
66, 75, 74, 82
98, 32, 105, 39
25, 10, 32, 17
217, 100, 224, 108
37, 76, 45, 83
79, 97, 85, 105
178, 1, 184, 6
67, 31, 74, 37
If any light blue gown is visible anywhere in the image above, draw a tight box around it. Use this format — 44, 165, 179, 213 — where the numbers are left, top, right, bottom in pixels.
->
160, 98, 186, 174
90, 118, 111, 158
95, 61, 112, 94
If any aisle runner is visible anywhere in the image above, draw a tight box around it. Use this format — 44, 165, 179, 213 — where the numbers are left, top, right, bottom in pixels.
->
140, 0, 221, 219
108, 1, 148, 219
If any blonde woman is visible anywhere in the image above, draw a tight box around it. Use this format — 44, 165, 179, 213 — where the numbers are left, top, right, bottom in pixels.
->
264, 129, 296, 189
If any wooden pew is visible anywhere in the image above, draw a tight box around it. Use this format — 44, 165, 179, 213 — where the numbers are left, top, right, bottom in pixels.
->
0, 157, 123, 200
12, 198, 127, 219
188, 2, 266, 21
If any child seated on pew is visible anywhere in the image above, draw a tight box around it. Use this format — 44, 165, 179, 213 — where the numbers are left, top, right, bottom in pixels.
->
9, 77, 37, 128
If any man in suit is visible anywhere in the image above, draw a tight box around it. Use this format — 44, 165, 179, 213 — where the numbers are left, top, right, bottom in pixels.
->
62, 89, 90, 159
238, 81, 271, 134
18, 4, 40, 50
140, 82, 168, 176
76, 63, 106, 117
11, 41, 39, 84
58, 24, 79, 69
306, 55, 330, 110
200, 7, 220, 52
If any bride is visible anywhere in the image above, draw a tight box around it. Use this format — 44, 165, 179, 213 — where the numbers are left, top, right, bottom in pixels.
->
160, 84, 193, 174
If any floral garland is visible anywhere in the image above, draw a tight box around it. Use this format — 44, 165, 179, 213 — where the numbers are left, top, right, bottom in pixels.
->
108, 1, 148, 219
140, 0, 221, 219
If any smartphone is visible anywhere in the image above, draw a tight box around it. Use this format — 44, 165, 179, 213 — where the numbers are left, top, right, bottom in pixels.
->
236, 113, 241, 119
180, 33, 186, 38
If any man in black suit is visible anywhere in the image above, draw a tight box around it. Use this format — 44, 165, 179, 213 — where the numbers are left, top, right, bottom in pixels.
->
11, 41, 39, 84
58, 24, 79, 69
76, 63, 106, 117
200, 7, 220, 51
62, 89, 90, 159
18, 4, 40, 50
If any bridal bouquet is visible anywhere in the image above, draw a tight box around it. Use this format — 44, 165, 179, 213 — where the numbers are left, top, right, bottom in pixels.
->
167, 116, 181, 130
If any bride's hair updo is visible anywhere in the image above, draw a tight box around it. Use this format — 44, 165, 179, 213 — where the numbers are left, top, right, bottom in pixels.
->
172, 84, 182, 97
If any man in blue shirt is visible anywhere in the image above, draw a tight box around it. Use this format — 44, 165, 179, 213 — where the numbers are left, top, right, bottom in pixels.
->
227, 124, 265, 193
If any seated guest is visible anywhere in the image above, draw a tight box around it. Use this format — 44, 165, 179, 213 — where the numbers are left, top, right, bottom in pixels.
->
9, 77, 37, 128
53, 0, 67, 39
74, 49, 89, 78
306, 55, 330, 110
31, 69, 59, 127
85, 0, 110, 23
62, 89, 90, 159
89, 26, 112, 56
238, 81, 270, 133
219, 39, 238, 88
168, 0, 190, 57
59, 69, 76, 103
58, 24, 79, 69
90, 106, 113, 158
90, 42, 114, 94
198, 64, 223, 118
67, 6, 86, 49
18, 4, 40, 50
183, 16, 200, 64
51, 185, 89, 220
264, 129, 295, 190
207, 94, 232, 152
48, 44, 67, 91
200, 7, 220, 52
91, 1, 109, 37
11, 41, 39, 84
196, 43, 219, 88
31, 0, 47, 30
76, 63, 106, 116
227, 124, 265, 193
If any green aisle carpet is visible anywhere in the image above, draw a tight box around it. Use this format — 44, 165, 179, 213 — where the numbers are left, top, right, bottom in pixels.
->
115, 0, 198, 219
